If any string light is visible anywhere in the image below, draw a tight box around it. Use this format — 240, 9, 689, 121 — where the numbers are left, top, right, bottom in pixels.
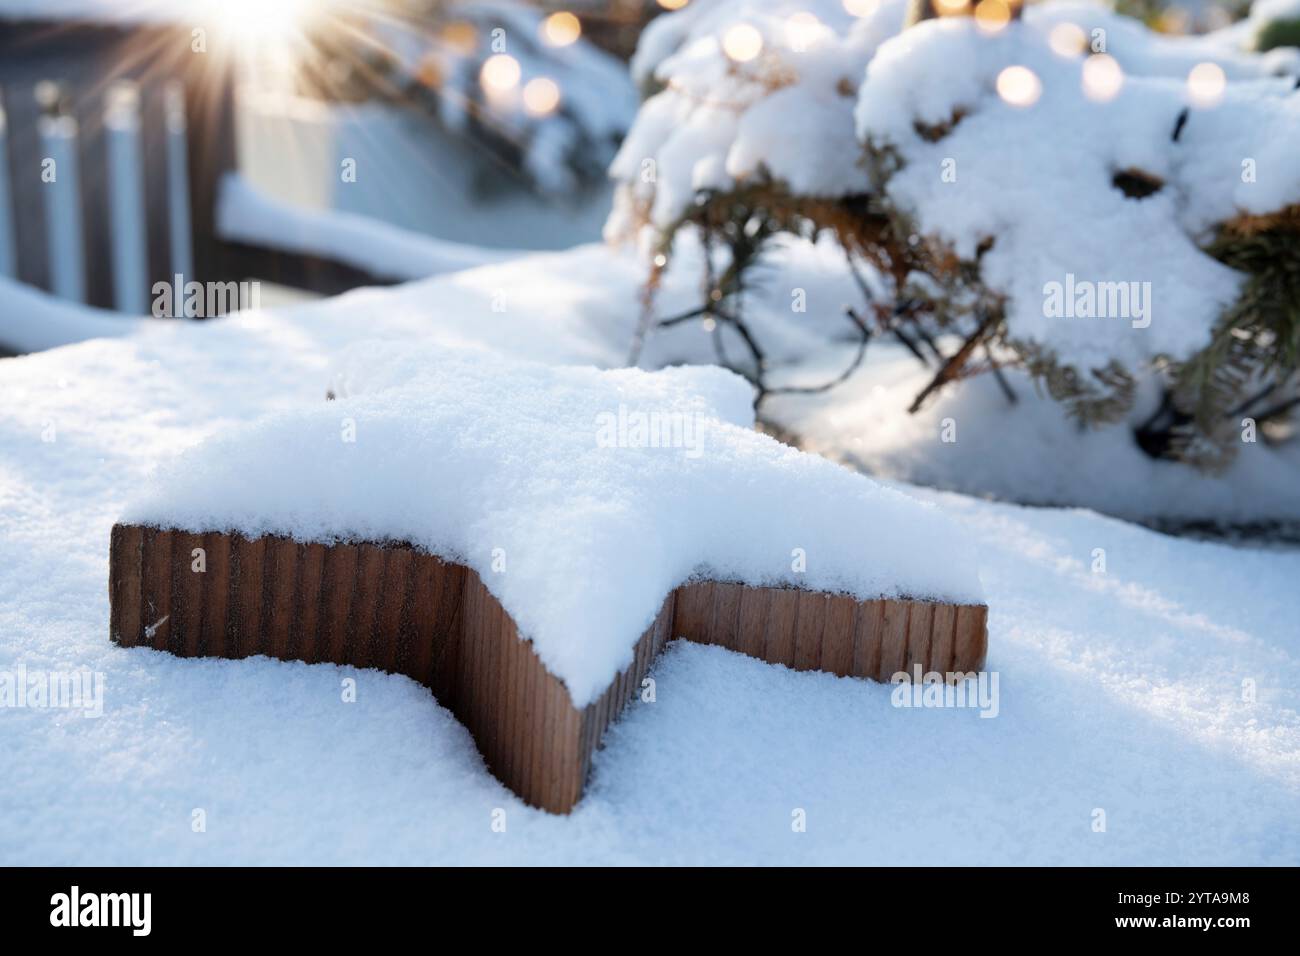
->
440, 21, 477, 56
657, 0, 690, 9
1187, 62, 1226, 107
1082, 54, 1123, 102
934, 0, 970, 15
842, 0, 877, 15
481, 53, 521, 93
996, 65, 1042, 107
722, 23, 764, 62
523, 77, 562, 116
974, 0, 1011, 33
785, 12, 823, 52
542, 11, 581, 47
1048, 22, 1087, 57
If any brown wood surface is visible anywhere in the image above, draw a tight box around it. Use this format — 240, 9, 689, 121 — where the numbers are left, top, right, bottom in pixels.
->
109, 524, 989, 813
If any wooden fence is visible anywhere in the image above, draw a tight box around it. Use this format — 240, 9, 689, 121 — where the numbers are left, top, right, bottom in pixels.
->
0, 18, 389, 316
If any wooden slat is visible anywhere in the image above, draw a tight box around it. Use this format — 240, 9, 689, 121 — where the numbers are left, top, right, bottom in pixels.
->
375, 545, 412, 675
929, 603, 957, 676
953, 604, 988, 673
710, 581, 743, 652
6, 82, 50, 290
141, 527, 173, 651
200, 531, 230, 658
735, 586, 769, 660
877, 600, 910, 683
262, 536, 298, 660
672, 580, 714, 642
74, 84, 113, 308
763, 588, 800, 667
231, 533, 264, 659
793, 590, 827, 671
904, 601, 934, 679
349, 543, 386, 669
320, 542, 358, 664
821, 595, 856, 677
138, 82, 172, 298
851, 599, 883, 679
170, 529, 205, 657
108, 523, 142, 646
295, 541, 326, 664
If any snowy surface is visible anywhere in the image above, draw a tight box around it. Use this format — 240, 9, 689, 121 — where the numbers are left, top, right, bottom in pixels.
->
125, 342, 982, 707
217, 174, 517, 280
1, 240, 1298, 863
0, 278, 144, 351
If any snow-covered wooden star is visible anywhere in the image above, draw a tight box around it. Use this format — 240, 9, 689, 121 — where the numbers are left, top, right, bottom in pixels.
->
109, 347, 987, 812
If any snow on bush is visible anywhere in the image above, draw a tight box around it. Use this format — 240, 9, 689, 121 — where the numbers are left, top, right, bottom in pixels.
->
607, 0, 908, 239
856, 13, 1297, 372
125, 343, 982, 706
608, 0, 1300, 470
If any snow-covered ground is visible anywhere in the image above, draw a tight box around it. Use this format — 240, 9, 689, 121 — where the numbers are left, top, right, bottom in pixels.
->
1, 241, 1297, 864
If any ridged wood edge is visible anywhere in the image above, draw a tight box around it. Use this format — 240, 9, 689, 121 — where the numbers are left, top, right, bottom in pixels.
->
108, 524, 989, 813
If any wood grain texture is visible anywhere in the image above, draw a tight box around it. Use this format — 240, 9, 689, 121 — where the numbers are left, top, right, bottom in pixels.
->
108, 524, 988, 813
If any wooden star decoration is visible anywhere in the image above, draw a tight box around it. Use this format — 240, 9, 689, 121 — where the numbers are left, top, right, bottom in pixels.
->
109, 523, 987, 813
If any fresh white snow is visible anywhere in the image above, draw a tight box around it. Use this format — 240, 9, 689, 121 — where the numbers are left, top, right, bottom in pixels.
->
856, 12, 1300, 371
217, 174, 519, 280
0, 277, 144, 351
125, 342, 982, 707
1, 240, 1298, 863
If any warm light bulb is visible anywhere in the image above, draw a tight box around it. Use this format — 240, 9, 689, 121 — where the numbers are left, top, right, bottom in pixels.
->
722, 23, 764, 62
542, 11, 581, 47
785, 12, 823, 52
1081, 53, 1123, 102
1048, 22, 1087, 57
481, 53, 522, 93
934, 0, 970, 15
657, 0, 690, 9
996, 65, 1041, 107
974, 0, 1011, 33
1187, 62, 1226, 107
523, 77, 561, 116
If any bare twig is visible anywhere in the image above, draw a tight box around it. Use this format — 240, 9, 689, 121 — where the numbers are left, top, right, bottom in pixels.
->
907, 308, 1000, 414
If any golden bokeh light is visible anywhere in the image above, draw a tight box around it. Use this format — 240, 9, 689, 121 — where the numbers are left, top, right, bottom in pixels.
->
1081, 53, 1123, 102
785, 12, 824, 51
722, 23, 764, 63
542, 11, 582, 47
1187, 62, 1226, 107
974, 0, 1011, 33
480, 53, 522, 93
523, 77, 562, 116
996, 65, 1042, 107
440, 21, 478, 56
1048, 22, 1087, 57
